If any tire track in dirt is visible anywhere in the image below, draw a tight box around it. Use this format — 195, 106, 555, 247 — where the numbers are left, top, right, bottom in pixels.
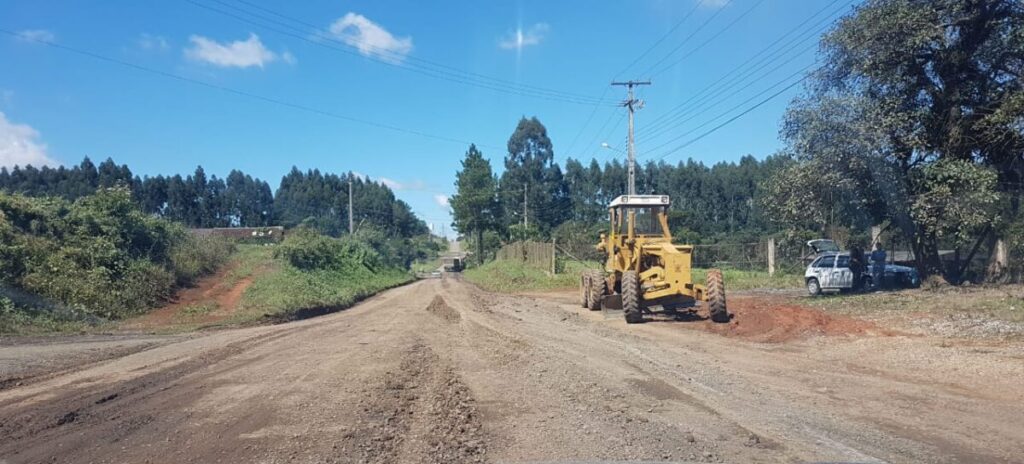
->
343, 342, 487, 464
0, 325, 310, 462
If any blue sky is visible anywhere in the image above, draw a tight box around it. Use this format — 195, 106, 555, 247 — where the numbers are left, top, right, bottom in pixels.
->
0, 0, 854, 236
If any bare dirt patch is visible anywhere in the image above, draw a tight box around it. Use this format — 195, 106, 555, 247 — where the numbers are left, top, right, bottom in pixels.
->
701, 295, 896, 343
122, 264, 262, 330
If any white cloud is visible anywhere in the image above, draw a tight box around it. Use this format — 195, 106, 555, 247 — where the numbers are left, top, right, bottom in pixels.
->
499, 23, 549, 50
328, 13, 413, 63
0, 111, 58, 168
15, 29, 55, 43
185, 33, 289, 69
433, 194, 450, 208
698, 0, 730, 9
138, 33, 170, 52
379, 177, 429, 191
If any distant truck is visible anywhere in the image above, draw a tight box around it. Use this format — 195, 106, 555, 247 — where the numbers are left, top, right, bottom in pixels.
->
441, 256, 464, 272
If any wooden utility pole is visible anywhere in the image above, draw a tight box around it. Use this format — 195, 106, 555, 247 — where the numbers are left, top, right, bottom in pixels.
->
612, 80, 651, 195
523, 184, 529, 228
348, 178, 354, 235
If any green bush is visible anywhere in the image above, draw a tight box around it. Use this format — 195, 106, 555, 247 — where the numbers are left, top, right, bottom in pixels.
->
274, 227, 381, 271
0, 188, 233, 320
170, 235, 236, 285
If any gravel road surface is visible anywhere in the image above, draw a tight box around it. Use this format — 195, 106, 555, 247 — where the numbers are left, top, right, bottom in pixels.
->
1, 278, 1021, 463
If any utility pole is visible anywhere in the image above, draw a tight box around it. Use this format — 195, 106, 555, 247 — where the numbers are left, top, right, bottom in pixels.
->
611, 80, 651, 195
523, 183, 529, 228
348, 177, 354, 235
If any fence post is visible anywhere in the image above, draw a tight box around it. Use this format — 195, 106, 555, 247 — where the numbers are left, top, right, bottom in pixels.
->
767, 238, 776, 276
551, 238, 557, 274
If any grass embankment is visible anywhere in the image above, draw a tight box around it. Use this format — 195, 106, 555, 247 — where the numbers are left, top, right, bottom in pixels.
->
234, 230, 413, 323
465, 259, 801, 294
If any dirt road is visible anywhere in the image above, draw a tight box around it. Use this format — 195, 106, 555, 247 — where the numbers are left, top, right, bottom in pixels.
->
2, 278, 1022, 463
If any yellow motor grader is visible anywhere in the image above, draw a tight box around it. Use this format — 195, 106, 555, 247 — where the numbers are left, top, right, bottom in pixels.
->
579, 194, 729, 324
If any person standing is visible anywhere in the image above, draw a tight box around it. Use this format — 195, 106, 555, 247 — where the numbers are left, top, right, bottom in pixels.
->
870, 242, 887, 290
850, 246, 865, 291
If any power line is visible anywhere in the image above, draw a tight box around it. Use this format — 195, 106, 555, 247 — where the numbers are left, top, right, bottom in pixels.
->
637, 0, 733, 78
637, 0, 851, 138
0, 28, 497, 150
227, 0, 603, 103
185, 0, 612, 106
647, 0, 769, 77
563, 88, 614, 159
650, 71, 812, 161
644, 64, 813, 156
638, 39, 818, 144
613, 0, 705, 78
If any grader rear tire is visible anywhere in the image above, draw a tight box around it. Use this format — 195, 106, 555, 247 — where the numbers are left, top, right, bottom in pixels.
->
587, 271, 606, 311
622, 271, 643, 324
579, 273, 590, 308
706, 269, 729, 323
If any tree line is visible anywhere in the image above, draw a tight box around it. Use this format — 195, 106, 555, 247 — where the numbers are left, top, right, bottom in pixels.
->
450, 116, 789, 263
453, 0, 1023, 284
0, 158, 429, 241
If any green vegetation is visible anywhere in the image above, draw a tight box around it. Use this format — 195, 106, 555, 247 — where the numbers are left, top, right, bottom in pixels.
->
237, 230, 412, 321
802, 287, 1024, 325
465, 260, 801, 294
692, 268, 802, 291
0, 295, 91, 334
762, 0, 1022, 283
0, 188, 233, 328
464, 260, 595, 293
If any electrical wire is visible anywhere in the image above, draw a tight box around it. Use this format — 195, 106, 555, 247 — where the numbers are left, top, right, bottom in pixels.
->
649, 0, 770, 78
184, 0, 612, 106
637, 0, 733, 78
0, 29, 499, 150
637, 0, 851, 138
650, 71, 812, 161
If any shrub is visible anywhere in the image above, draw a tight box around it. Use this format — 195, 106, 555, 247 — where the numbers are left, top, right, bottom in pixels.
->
274, 227, 381, 271
170, 235, 236, 285
0, 188, 234, 319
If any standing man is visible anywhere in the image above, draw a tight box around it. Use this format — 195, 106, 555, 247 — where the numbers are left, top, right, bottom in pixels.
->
850, 245, 865, 291
870, 242, 887, 290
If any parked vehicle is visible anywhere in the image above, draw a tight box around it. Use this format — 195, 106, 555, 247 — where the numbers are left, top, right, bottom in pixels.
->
805, 252, 920, 295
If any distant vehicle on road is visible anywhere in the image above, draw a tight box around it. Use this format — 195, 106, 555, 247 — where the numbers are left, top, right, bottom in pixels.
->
805, 252, 920, 295
441, 256, 464, 272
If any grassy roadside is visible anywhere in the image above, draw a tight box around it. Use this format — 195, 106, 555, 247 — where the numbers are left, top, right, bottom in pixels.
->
234, 261, 412, 323
693, 268, 803, 291
465, 259, 802, 294
800, 286, 1024, 323
463, 260, 597, 293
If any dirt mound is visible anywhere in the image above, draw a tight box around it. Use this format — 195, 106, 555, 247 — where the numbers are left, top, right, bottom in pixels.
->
704, 295, 892, 343
426, 295, 460, 322
345, 343, 485, 463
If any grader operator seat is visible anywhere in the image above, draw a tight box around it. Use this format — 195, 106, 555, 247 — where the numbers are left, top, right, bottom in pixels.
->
580, 194, 729, 324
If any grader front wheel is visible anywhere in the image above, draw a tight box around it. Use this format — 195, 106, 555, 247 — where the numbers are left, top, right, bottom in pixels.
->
579, 274, 590, 308
706, 269, 729, 323
622, 271, 643, 324
587, 271, 606, 311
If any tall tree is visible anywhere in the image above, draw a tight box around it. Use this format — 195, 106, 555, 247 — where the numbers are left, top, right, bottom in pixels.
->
450, 144, 500, 264
498, 117, 569, 234
763, 0, 1022, 280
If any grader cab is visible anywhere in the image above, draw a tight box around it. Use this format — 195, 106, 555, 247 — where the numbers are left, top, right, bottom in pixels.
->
579, 194, 729, 324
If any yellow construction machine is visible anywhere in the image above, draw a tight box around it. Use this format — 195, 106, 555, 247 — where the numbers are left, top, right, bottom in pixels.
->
579, 194, 729, 324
